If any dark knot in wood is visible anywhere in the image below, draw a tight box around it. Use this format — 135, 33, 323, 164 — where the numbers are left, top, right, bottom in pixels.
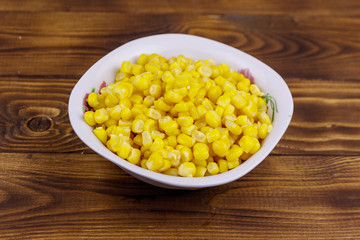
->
27, 116, 52, 132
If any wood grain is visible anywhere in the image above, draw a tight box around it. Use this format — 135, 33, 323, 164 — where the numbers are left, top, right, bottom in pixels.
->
1, 153, 360, 239
1, 0, 360, 239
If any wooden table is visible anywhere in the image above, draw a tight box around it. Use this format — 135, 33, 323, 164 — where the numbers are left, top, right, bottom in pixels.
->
1, 1, 360, 239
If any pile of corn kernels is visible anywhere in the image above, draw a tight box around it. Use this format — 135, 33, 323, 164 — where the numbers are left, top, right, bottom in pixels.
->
83, 53, 273, 177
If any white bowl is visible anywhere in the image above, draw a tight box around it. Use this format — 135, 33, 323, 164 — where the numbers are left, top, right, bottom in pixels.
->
68, 33, 293, 189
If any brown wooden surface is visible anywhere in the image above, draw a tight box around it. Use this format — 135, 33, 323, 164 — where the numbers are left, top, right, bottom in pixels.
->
1, 1, 360, 239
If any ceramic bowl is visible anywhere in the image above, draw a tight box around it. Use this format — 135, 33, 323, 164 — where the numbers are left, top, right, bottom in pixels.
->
68, 33, 293, 189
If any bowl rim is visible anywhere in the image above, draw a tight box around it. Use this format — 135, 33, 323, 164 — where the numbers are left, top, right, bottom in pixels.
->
68, 33, 294, 189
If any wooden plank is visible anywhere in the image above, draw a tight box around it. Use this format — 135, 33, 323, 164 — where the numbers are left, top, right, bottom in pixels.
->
0, 0, 359, 16
0, 13, 359, 80
0, 153, 359, 239
0, 77, 359, 154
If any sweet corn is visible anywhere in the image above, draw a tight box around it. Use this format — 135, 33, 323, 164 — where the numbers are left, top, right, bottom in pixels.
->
225, 120, 242, 135
146, 152, 164, 171
177, 133, 195, 148
85, 53, 273, 177
205, 110, 221, 128
94, 108, 109, 124
84, 111, 96, 126
226, 145, 243, 162
93, 127, 107, 144
195, 166, 207, 177
178, 162, 196, 177
207, 162, 219, 175
212, 140, 230, 157
127, 148, 141, 165
193, 143, 209, 161
180, 146, 193, 162
218, 159, 228, 173
87, 92, 99, 108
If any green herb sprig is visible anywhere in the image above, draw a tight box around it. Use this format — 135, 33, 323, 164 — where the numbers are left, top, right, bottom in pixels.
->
261, 93, 278, 122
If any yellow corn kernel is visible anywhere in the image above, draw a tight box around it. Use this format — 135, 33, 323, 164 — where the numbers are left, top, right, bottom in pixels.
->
168, 149, 181, 167
127, 148, 141, 165
223, 104, 235, 116
180, 146, 193, 162
193, 158, 207, 168
238, 135, 256, 153
242, 100, 258, 118
84, 111, 96, 126
249, 138, 261, 154
258, 123, 268, 139
145, 62, 161, 73
164, 168, 178, 176
206, 128, 221, 143
214, 75, 226, 86
159, 119, 178, 135
140, 159, 148, 169
150, 138, 165, 152
164, 90, 183, 104
173, 101, 189, 112
207, 85, 222, 103
117, 139, 132, 159
237, 81, 250, 92
137, 53, 149, 65
174, 75, 191, 88
142, 131, 153, 149
202, 98, 214, 110
132, 64, 145, 75
94, 108, 109, 124
215, 106, 225, 119
143, 149, 151, 159
87, 92, 99, 108
198, 65, 212, 77
120, 61, 132, 74
225, 120, 242, 135
207, 162, 219, 175
205, 110, 221, 128
243, 125, 258, 138
178, 162, 196, 177
146, 108, 162, 120
132, 75, 150, 91
259, 111, 272, 125
149, 84, 162, 99
232, 94, 246, 110
218, 159, 228, 173
130, 94, 143, 105
108, 105, 122, 120
118, 119, 132, 128
146, 152, 164, 171
250, 84, 261, 96
154, 97, 171, 112
217, 95, 231, 108
142, 119, 155, 132
118, 107, 131, 120
192, 130, 206, 143
177, 133, 195, 148
131, 119, 144, 133
236, 115, 249, 126
165, 135, 177, 148
193, 143, 209, 161
104, 93, 118, 108
151, 130, 165, 140
195, 166, 207, 177
223, 87, 237, 97
228, 160, 240, 169
159, 159, 171, 172
104, 118, 118, 128
177, 116, 194, 127
93, 127, 107, 144
226, 145, 243, 162
133, 134, 143, 146
212, 140, 230, 157
143, 95, 155, 107
181, 125, 197, 136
